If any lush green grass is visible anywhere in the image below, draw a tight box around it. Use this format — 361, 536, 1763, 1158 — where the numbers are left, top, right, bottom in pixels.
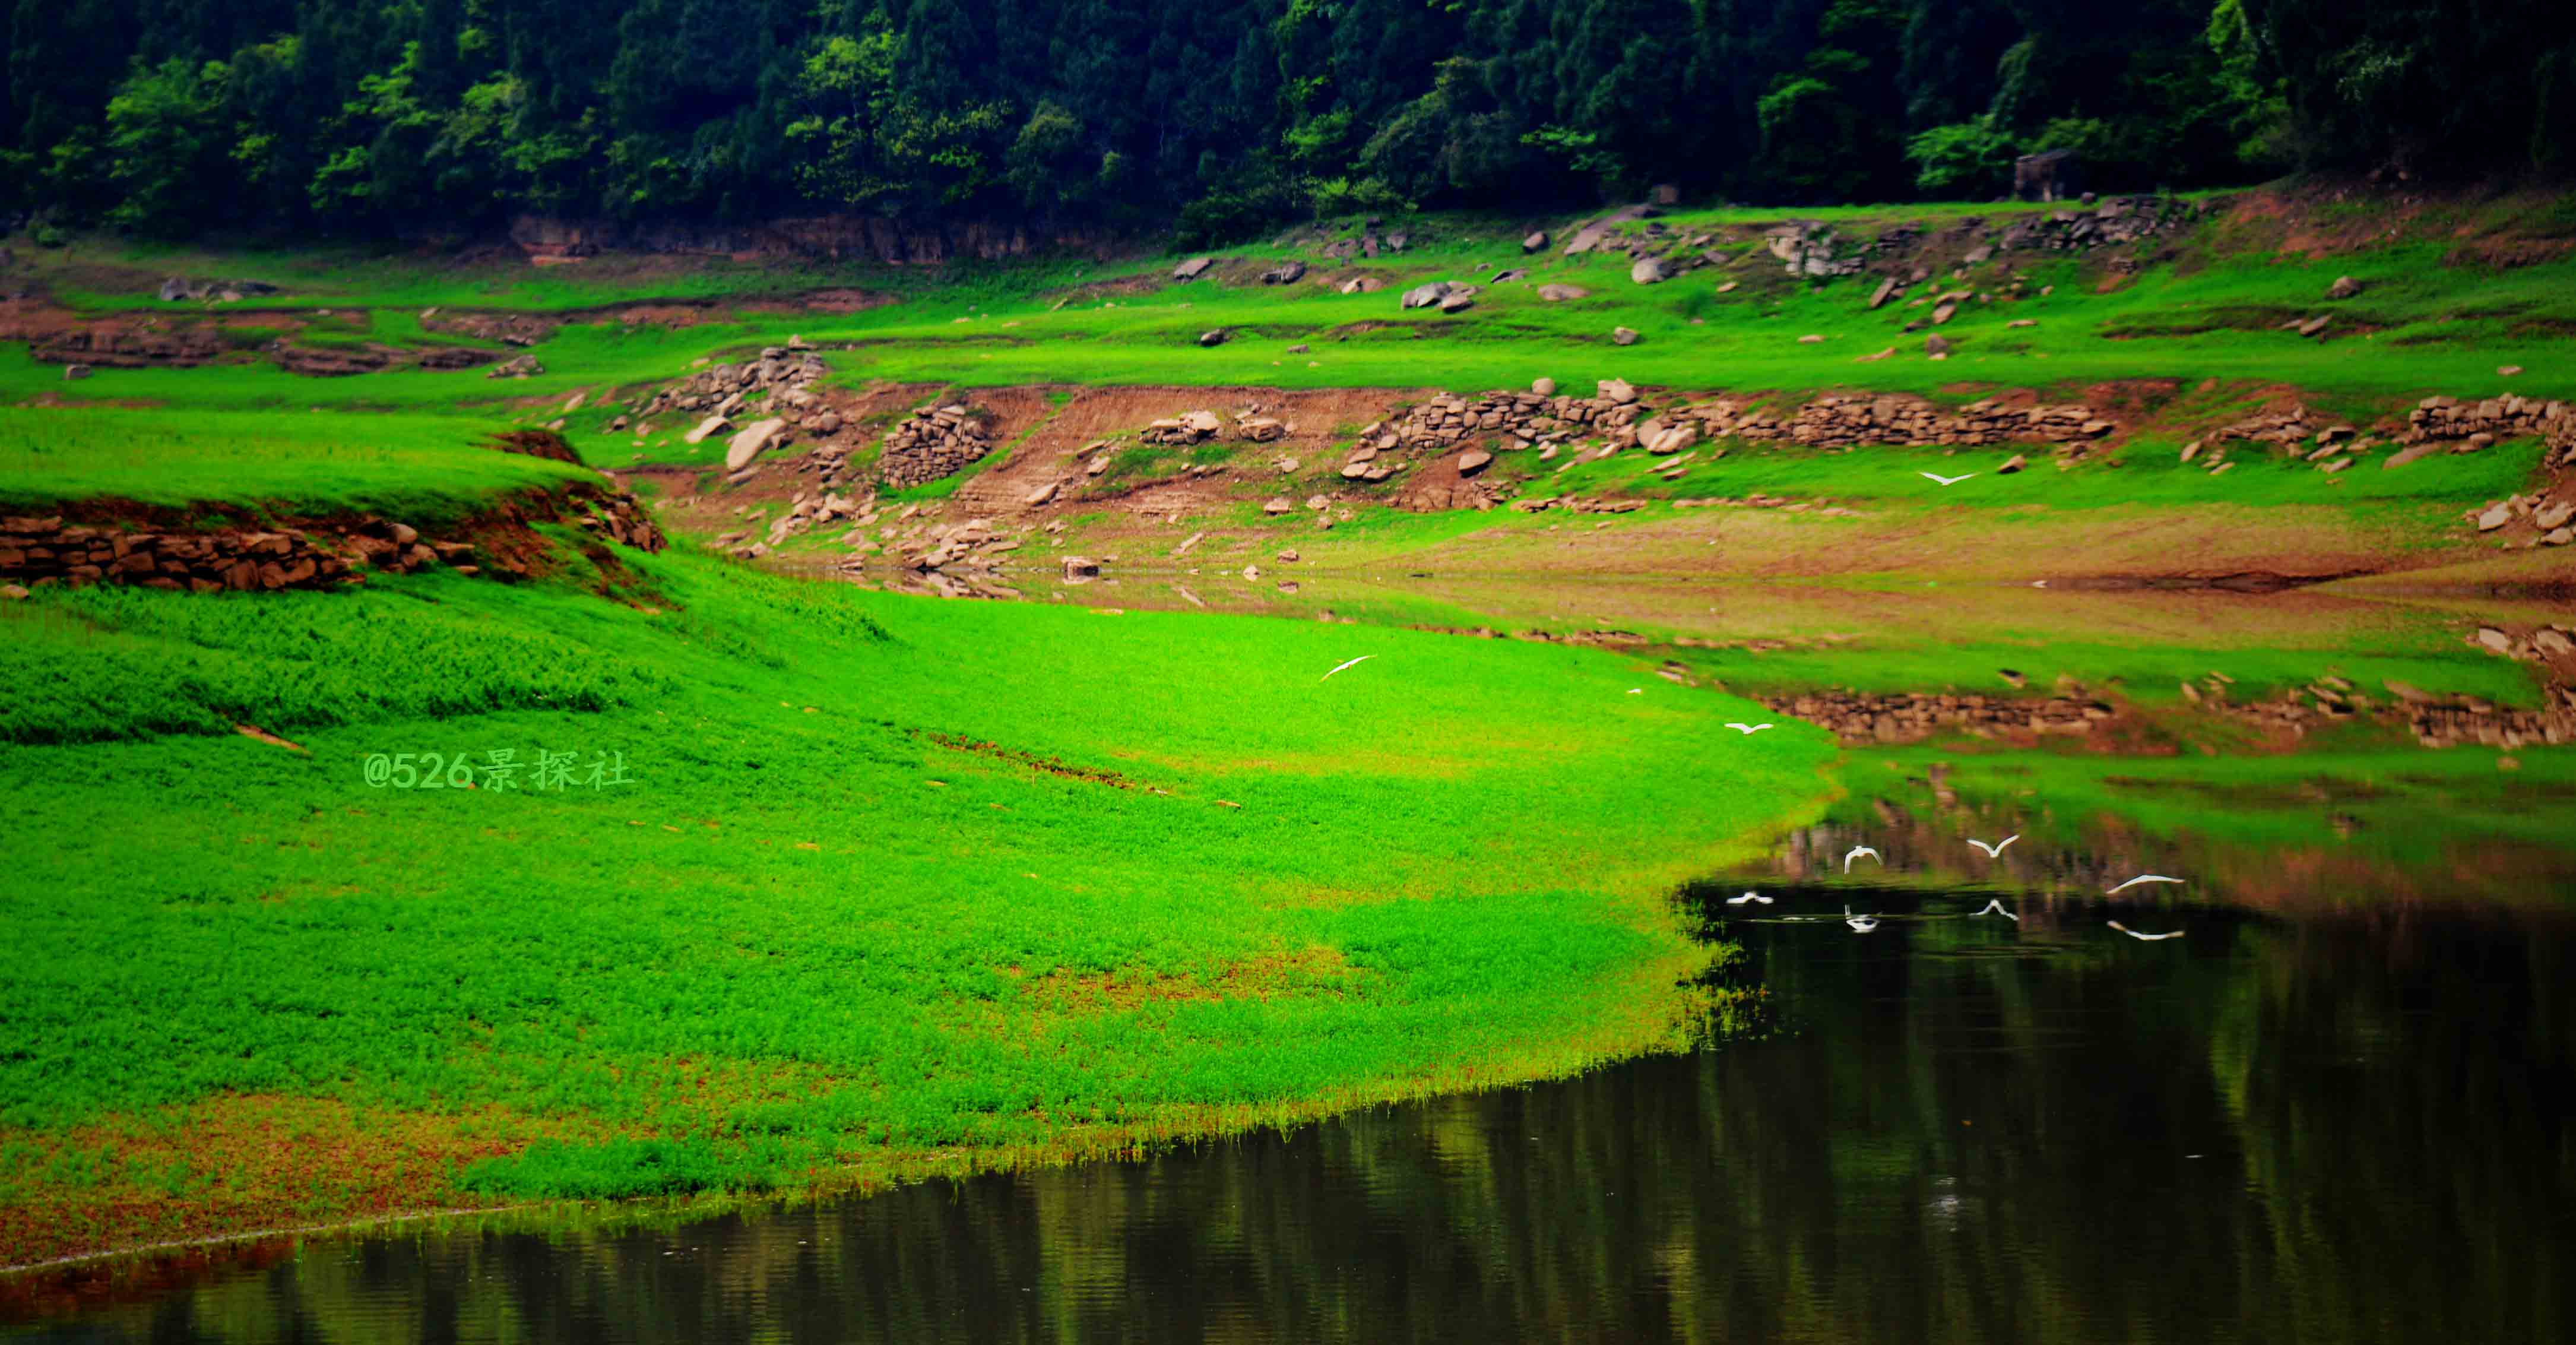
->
0, 549, 1834, 1261
0, 406, 597, 520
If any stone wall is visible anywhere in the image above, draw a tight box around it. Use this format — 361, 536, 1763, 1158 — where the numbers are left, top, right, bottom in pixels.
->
0, 517, 356, 591
1760, 691, 2120, 744
0, 487, 663, 596
1382, 384, 2108, 461
866, 405, 994, 489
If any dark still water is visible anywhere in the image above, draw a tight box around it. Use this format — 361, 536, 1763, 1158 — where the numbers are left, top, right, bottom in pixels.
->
14, 890, 2571, 1344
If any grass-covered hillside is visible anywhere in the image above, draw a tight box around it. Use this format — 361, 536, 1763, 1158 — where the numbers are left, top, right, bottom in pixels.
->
2, 180, 2572, 1271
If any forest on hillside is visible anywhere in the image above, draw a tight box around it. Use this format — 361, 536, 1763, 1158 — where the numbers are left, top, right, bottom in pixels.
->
4, 0, 2572, 242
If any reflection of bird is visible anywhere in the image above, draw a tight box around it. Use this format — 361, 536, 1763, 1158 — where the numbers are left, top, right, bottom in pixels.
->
1920, 471, 1977, 486
1967, 835, 2019, 857
2108, 920, 2183, 941
1321, 656, 1374, 681
2106, 874, 2184, 894
1726, 891, 1773, 906
1843, 845, 1881, 873
1973, 898, 2019, 921
1845, 905, 1880, 932
1723, 722, 1774, 734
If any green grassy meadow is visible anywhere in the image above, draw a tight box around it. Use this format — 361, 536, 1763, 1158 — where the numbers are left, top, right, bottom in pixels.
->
0, 551, 1834, 1261
2, 185, 2571, 1270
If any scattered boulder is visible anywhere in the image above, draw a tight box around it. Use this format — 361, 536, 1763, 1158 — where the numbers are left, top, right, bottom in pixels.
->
61, 364, 90, 381
1199, 329, 1228, 347
1612, 327, 1640, 346
1173, 257, 1215, 281
2327, 276, 2363, 300
1438, 292, 1476, 314
1401, 281, 1455, 309
1869, 277, 1901, 309
1339, 276, 1387, 295
684, 414, 731, 445
1457, 449, 1493, 475
1259, 260, 1307, 284
1630, 257, 1669, 286
1997, 454, 2027, 474
1537, 284, 1589, 302
1532, 377, 1557, 395
1925, 334, 1953, 356
1522, 231, 1548, 252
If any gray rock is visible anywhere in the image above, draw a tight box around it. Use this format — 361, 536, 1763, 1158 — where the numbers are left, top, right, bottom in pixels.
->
1173, 257, 1215, 281
1612, 327, 1640, 346
1630, 257, 1669, 285
1437, 292, 1475, 314
1401, 282, 1454, 309
1536, 284, 1589, 302
725, 417, 790, 472
1523, 231, 1548, 252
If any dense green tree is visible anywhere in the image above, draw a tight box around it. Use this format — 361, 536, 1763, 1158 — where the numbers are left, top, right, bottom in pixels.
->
4, 0, 2567, 238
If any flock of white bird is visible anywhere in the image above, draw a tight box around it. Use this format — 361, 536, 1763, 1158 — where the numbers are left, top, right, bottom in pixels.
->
1719, 838, 2191, 941
1318, 657, 2189, 942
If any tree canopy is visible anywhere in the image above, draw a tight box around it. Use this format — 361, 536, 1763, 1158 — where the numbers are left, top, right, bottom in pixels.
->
3, 0, 2568, 240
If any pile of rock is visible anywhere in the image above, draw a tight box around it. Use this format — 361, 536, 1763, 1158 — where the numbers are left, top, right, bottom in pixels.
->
1506, 496, 1646, 515
1, 516, 354, 591
567, 492, 668, 553
1764, 691, 2119, 744
1144, 411, 1226, 445
635, 346, 829, 427
2467, 490, 2575, 545
1991, 197, 2209, 253
485, 353, 544, 379
739, 490, 873, 553
892, 515, 1021, 574
872, 405, 993, 488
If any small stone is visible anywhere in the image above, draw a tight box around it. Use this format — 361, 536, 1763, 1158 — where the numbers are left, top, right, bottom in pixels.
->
1797, 334, 1824, 344
1523, 231, 1548, 252
1457, 450, 1493, 475
2498, 365, 2524, 376
1612, 327, 1640, 346
0, 583, 27, 600
1199, 329, 1228, 347
1277, 549, 1301, 562
2476, 504, 2512, 531
1263, 497, 1294, 515
1532, 377, 1557, 395
2326, 276, 2362, 300
1925, 334, 1952, 356
1996, 454, 2026, 474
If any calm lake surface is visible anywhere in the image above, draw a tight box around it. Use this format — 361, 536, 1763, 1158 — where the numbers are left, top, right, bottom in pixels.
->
9, 583, 2574, 1343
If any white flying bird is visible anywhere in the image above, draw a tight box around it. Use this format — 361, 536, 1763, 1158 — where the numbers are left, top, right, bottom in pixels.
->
1919, 471, 1978, 486
2106, 874, 2185, 894
1321, 655, 1374, 681
1723, 722, 1775, 734
1843, 845, 1881, 873
1845, 905, 1880, 933
2108, 920, 2183, 941
1726, 891, 1773, 906
1973, 898, 2019, 921
1967, 835, 2019, 857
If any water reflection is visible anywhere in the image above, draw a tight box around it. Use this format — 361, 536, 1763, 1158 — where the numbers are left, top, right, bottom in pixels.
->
15, 887, 2569, 1343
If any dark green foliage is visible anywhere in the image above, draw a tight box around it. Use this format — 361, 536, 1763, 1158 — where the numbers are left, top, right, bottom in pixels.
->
1, 1, 2564, 236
